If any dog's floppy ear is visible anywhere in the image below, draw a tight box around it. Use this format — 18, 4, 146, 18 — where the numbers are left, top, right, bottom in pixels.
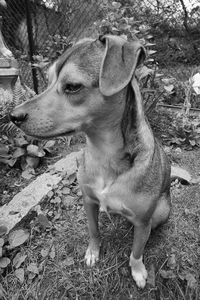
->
99, 35, 145, 96
47, 62, 57, 87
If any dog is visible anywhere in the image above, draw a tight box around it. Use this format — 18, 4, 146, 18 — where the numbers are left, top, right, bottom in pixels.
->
10, 35, 171, 288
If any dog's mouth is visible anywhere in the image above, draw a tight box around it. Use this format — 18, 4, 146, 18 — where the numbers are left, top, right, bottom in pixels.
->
28, 129, 76, 140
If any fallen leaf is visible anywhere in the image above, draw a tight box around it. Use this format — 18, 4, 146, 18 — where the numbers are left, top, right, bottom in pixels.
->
53, 212, 61, 220
190, 72, 200, 95
185, 273, 197, 289
164, 84, 174, 93
21, 168, 35, 180
8, 229, 30, 249
15, 268, 24, 283
62, 196, 75, 207
0, 257, 10, 268
13, 147, 26, 158
68, 173, 76, 185
64, 257, 74, 266
43, 140, 56, 152
27, 263, 39, 274
37, 214, 51, 229
14, 136, 28, 147
26, 156, 40, 168
49, 245, 56, 259
61, 187, 71, 195
41, 248, 49, 258
27, 144, 45, 157
51, 196, 62, 204
0, 226, 7, 237
13, 253, 27, 269
147, 50, 157, 55
159, 269, 176, 279
167, 254, 176, 270
171, 165, 192, 184
76, 190, 82, 197
28, 272, 36, 280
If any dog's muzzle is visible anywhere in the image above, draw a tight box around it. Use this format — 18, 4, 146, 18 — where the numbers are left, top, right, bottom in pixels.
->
9, 110, 28, 127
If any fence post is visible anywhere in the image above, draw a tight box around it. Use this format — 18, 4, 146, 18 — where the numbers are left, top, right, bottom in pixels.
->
24, 0, 38, 94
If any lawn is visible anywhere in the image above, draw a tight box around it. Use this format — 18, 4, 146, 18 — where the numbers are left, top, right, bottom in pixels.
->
0, 109, 199, 300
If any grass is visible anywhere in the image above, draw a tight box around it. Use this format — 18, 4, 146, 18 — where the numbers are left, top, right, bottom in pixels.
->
0, 107, 200, 300
1, 145, 200, 299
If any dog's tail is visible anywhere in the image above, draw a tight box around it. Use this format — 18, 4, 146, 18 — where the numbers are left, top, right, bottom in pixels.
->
171, 165, 199, 184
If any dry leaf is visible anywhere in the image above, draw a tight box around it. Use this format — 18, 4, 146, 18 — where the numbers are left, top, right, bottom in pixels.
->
13, 147, 26, 158
49, 245, 56, 259
8, 229, 29, 249
164, 85, 174, 93
26, 156, 40, 168
0, 257, 10, 268
0, 226, 7, 237
37, 214, 51, 229
21, 168, 35, 180
167, 254, 176, 270
185, 273, 197, 289
27, 263, 39, 274
13, 253, 27, 269
27, 144, 45, 157
62, 196, 75, 207
68, 173, 76, 184
41, 248, 49, 258
61, 187, 70, 195
15, 268, 24, 283
160, 269, 176, 279
64, 257, 74, 266
51, 196, 62, 204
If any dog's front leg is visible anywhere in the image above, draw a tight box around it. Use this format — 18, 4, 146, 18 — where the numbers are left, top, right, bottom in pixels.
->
129, 222, 151, 289
83, 197, 101, 267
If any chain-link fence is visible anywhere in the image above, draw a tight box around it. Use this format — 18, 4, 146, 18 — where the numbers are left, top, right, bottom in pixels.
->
1, 0, 199, 94
0, 0, 102, 93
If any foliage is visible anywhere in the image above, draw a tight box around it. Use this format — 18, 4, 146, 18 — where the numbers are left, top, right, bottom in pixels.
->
93, 1, 165, 114
0, 228, 30, 286
0, 77, 56, 175
169, 113, 200, 149
0, 134, 55, 179
164, 71, 200, 149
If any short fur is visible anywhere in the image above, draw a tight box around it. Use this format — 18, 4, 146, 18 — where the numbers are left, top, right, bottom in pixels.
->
10, 35, 171, 288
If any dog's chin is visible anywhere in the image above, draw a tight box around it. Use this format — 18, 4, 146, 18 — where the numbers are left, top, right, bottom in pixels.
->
26, 130, 76, 140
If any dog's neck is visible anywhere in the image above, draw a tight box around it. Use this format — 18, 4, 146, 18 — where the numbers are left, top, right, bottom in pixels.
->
84, 79, 154, 172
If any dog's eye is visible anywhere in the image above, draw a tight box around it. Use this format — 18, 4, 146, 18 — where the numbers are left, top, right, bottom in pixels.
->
64, 83, 82, 94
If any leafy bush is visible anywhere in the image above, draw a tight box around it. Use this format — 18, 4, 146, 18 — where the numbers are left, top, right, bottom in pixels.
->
169, 114, 200, 149
0, 134, 55, 179
0, 77, 55, 176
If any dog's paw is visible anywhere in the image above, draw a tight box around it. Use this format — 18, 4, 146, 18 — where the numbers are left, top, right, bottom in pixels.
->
85, 242, 100, 267
129, 254, 148, 289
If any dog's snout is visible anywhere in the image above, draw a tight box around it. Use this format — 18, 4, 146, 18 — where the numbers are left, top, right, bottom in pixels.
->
9, 110, 28, 127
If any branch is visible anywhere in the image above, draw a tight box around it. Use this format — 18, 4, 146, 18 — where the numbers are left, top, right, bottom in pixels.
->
179, 0, 190, 33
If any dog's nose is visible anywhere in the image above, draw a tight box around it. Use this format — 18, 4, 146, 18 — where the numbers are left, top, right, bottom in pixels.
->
9, 110, 28, 127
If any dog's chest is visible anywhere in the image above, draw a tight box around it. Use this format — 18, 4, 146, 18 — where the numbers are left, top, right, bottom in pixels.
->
91, 175, 130, 216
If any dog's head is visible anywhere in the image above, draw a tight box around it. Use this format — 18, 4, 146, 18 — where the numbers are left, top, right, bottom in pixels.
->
10, 35, 145, 138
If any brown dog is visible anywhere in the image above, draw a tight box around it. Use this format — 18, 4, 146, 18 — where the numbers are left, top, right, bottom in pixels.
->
10, 35, 171, 288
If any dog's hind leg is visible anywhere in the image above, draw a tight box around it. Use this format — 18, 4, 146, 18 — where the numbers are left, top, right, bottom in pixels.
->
129, 222, 151, 288
83, 198, 101, 267
152, 194, 171, 229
